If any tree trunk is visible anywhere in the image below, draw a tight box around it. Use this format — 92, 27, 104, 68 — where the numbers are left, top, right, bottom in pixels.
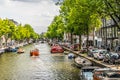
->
70, 33, 73, 44
93, 27, 95, 47
5, 39, 7, 47
27, 38, 29, 44
4, 36, 8, 47
79, 34, 81, 50
86, 25, 89, 53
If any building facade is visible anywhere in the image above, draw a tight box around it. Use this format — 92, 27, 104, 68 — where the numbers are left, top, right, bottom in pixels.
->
95, 18, 119, 50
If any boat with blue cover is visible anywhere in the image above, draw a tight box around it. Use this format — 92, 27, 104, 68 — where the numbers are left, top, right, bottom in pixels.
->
80, 66, 100, 80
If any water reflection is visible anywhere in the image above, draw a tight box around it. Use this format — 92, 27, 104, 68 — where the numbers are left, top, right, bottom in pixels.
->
0, 43, 80, 80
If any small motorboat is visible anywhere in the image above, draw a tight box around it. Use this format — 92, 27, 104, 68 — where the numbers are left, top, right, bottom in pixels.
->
74, 56, 92, 68
50, 44, 64, 53
93, 68, 120, 80
68, 53, 75, 59
80, 66, 100, 80
30, 48, 39, 56
64, 51, 69, 55
17, 48, 24, 53
0, 48, 5, 54
5, 46, 17, 52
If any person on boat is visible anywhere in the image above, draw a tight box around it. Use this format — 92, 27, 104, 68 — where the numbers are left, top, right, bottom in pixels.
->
17, 47, 24, 53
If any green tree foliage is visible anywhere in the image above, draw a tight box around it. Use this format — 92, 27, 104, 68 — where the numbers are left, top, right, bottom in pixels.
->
24, 24, 34, 39
103, 0, 120, 29
0, 18, 39, 46
0, 19, 16, 46
48, 0, 119, 48
59, 0, 103, 46
46, 15, 64, 41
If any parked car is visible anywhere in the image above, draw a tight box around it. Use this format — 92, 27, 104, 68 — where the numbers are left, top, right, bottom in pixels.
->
70, 43, 79, 51
80, 47, 87, 53
103, 52, 119, 64
88, 48, 98, 57
93, 49, 107, 60
63, 42, 71, 48
115, 45, 120, 53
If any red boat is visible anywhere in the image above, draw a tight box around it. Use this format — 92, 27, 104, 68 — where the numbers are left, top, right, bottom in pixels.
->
51, 44, 64, 53
30, 48, 39, 56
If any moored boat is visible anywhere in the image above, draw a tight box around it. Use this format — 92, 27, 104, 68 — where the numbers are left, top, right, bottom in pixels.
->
74, 56, 92, 68
50, 44, 64, 53
64, 51, 69, 55
68, 53, 75, 59
17, 48, 24, 53
30, 48, 39, 56
93, 68, 120, 80
0, 48, 5, 54
5, 46, 17, 52
80, 66, 100, 80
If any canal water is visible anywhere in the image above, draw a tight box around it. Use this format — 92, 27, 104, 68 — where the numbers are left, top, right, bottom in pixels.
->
0, 43, 80, 80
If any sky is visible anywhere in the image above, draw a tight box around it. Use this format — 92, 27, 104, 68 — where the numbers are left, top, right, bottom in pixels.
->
0, 0, 60, 34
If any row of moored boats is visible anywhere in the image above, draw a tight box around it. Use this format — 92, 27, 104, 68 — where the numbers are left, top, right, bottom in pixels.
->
80, 66, 120, 80
49, 43, 120, 80
0, 46, 25, 54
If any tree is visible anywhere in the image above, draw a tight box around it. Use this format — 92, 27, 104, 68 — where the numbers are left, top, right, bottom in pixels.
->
0, 19, 16, 46
60, 0, 102, 49
46, 15, 64, 41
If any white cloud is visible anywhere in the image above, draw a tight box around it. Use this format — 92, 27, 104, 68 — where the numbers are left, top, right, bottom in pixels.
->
0, 0, 60, 34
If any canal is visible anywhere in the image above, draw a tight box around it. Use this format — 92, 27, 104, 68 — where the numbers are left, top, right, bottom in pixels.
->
0, 43, 80, 80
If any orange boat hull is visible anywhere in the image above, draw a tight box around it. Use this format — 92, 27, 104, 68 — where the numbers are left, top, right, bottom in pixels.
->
30, 49, 39, 56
